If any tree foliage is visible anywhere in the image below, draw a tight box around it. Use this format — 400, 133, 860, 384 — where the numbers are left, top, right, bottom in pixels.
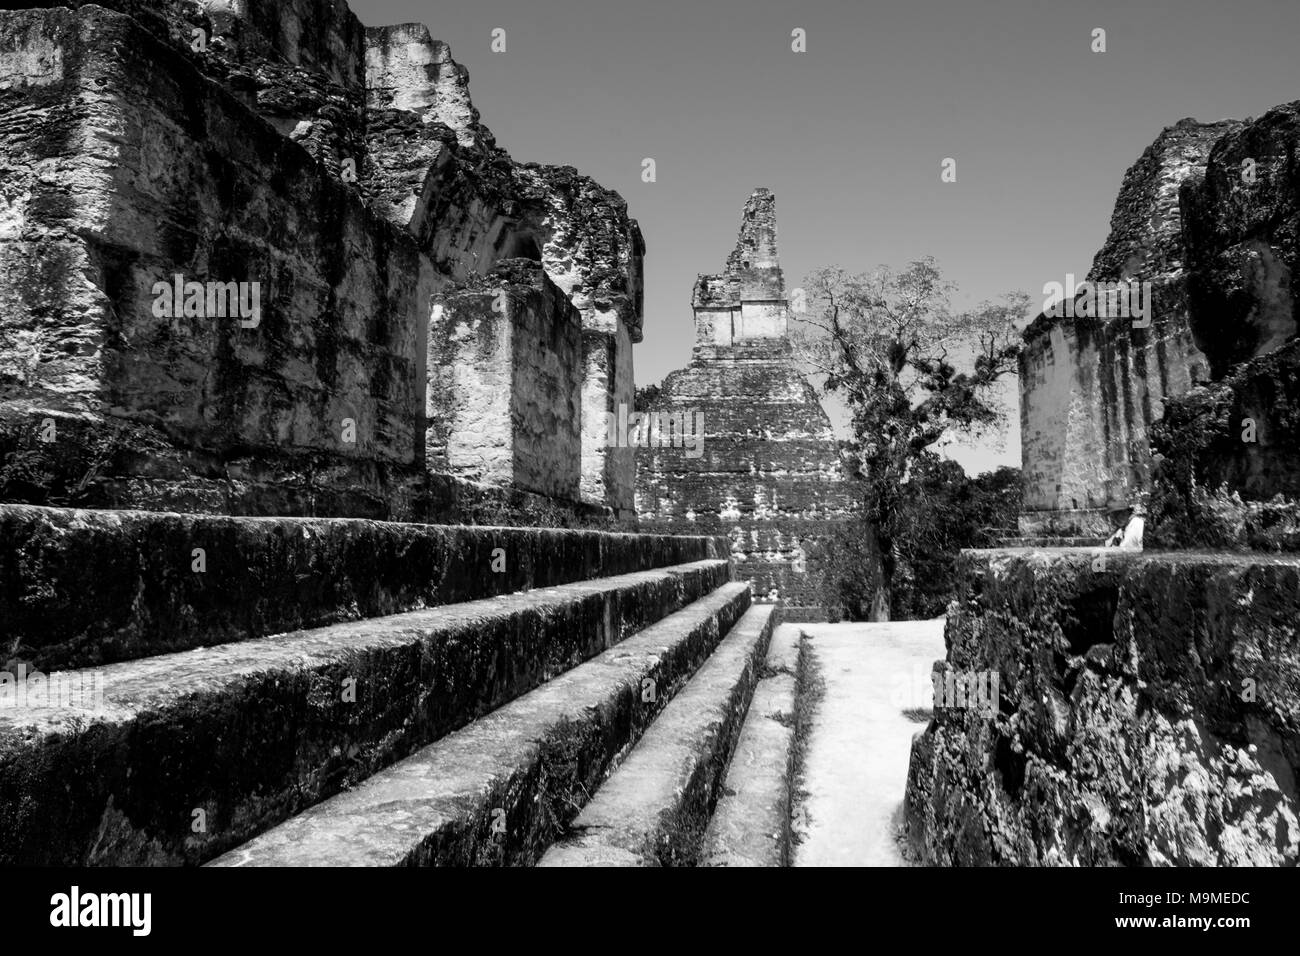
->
820, 457, 1021, 621
795, 258, 1027, 619
633, 383, 662, 412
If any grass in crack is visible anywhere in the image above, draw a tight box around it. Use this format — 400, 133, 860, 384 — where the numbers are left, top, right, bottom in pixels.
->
788, 632, 826, 849
643, 800, 713, 867
534, 716, 599, 852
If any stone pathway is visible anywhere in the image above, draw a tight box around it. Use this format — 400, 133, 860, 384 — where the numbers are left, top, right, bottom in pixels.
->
792, 619, 946, 867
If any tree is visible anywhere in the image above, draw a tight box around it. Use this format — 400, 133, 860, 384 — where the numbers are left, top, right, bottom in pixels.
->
819, 457, 1022, 622
633, 383, 662, 412
795, 258, 1027, 620
889, 458, 1021, 618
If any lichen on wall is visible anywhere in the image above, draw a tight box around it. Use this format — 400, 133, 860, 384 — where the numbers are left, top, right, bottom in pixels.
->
0, 4, 433, 518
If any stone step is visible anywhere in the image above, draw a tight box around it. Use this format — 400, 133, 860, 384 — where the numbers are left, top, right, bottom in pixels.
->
0, 559, 730, 866
538, 603, 776, 867
0, 504, 728, 670
700, 623, 802, 866
208, 582, 754, 867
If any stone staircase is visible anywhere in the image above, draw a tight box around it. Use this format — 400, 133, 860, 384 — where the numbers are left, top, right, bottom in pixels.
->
0, 504, 807, 867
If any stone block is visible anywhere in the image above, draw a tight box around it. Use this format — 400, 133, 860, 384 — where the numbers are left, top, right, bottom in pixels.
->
427, 259, 582, 501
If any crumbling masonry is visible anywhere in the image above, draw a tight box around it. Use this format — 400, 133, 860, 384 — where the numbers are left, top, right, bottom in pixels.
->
0, 0, 643, 523
0, 0, 782, 868
636, 189, 851, 609
907, 102, 1300, 866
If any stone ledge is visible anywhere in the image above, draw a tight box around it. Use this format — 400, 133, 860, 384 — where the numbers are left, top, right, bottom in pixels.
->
0, 504, 728, 670
905, 546, 1300, 866
701, 623, 800, 866
0, 559, 731, 865
539, 604, 775, 866
209, 583, 752, 867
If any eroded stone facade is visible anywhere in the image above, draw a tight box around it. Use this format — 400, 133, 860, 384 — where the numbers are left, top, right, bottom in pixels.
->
427, 259, 583, 501
0, 0, 643, 521
906, 548, 1299, 866
909, 103, 1300, 867
1018, 119, 1238, 538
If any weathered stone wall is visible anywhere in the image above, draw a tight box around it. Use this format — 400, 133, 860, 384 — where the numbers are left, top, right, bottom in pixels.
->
0, 0, 646, 522
692, 190, 788, 358
1147, 338, 1300, 551
1139, 102, 1300, 549
0, 5, 433, 518
581, 321, 636, 511
1018, 120, 1238, 538
1182, 104, 1299, 376
1017, 310, 1206, 537
358, 24, 645, 514
913, 102, 1300, 867
23, 0, 375, 172
527, 167, 643, 514
905, 547, 1299, 866
637, 363, 849, 605
365, 24, 481, 148
637, 189, 850, 608
427, 259, 582, 501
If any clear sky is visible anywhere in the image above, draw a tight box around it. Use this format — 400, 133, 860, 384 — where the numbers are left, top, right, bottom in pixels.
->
356, 0, 1299, 473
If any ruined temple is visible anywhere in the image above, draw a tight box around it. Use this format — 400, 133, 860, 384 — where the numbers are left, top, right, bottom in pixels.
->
0, 0, 789, 867
1016, 118, 1239, 540
0, 0, 643, 524
5, 0, 1293, 874
907, 102, 1300, 866
635, 189, 850, 609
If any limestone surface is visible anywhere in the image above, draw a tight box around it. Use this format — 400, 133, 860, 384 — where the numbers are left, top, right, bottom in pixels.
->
905, 548, 1300, 866
794, 620, 945, 867
209, 583, 753, 867
0, 502, 728, 671
0, 559, 732, 865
